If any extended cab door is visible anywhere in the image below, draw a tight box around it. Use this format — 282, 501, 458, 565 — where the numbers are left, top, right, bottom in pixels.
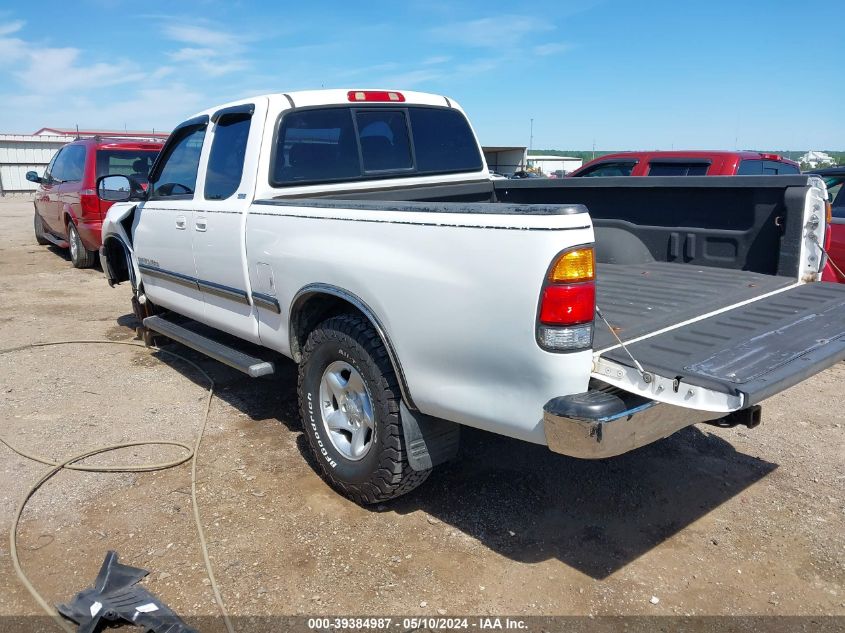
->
190, 100, 267, 344
132, 116, 209, 322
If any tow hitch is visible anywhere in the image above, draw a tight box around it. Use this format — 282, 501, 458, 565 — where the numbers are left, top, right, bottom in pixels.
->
706, 405, 762, 429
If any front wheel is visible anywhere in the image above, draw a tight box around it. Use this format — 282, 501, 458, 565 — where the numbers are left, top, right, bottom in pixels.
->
298, 314, 430, 504
67, 221, 97, 268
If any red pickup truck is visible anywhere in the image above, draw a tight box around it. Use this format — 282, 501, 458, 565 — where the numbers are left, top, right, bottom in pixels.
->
810, 167, 845, 283
27, 137, 163, 268
569, 150, 800, 177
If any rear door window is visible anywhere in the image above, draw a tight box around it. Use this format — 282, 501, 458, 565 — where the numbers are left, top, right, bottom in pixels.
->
736, 160, 763, 175
577, 161, 637, 177
51, 145, 86, 182
205, 112, 252, 200
647, 161, 709, 176
763, 160, 799, 175
61, 145, 87, 182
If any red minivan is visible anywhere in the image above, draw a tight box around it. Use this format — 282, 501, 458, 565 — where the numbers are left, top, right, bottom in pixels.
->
569, 150, 800, 177
27, 137, 163, 268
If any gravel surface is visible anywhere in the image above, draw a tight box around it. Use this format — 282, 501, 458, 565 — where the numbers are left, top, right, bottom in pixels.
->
0, 198, 843, 626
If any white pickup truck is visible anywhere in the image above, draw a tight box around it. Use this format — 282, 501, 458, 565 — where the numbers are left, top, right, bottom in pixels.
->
98, 88, 845, 504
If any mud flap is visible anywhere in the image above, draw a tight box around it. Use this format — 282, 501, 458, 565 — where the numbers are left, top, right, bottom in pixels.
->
599, 282, 845, 406
399, 402, 460, 471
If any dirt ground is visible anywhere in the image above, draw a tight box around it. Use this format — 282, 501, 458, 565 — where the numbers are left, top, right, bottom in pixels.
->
0, 197, 843, 629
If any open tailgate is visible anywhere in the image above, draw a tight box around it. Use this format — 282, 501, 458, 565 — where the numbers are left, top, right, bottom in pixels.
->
596, 282, 845, 407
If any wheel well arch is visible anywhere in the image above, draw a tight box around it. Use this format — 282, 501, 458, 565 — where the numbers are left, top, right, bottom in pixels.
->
102, 235, 135, 287
289, 284, 416, 409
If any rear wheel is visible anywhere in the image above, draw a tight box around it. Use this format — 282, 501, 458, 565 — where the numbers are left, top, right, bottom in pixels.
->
298, 314, 430, 504
33, 211, 49, 246
67, 221, 97, 269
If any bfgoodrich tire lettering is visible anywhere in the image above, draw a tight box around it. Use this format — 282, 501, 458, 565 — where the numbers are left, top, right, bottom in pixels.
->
298, 314, 430, 504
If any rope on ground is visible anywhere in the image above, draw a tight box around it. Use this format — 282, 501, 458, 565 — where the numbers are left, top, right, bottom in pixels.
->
0, 339, 235, 633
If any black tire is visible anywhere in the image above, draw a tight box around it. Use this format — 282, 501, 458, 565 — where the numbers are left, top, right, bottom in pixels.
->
67, 221, 97, 269
34, 211, 50, 246
298, 314, 430, 504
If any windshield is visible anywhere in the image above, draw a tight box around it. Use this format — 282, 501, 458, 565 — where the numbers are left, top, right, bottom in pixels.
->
96, 149, 160, 184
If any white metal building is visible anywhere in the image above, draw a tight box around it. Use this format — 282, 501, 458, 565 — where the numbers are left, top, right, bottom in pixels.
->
482, 146, 527, 176
0, 134, 76, 195
525, 154, 583, 176
0, 128, 168, 196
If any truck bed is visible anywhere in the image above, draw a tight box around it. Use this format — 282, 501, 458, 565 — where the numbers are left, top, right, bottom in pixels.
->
593, 262, 793, 350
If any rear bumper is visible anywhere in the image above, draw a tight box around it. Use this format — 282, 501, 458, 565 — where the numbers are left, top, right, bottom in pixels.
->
543, 387, 724, 459
77, 219, 103, 251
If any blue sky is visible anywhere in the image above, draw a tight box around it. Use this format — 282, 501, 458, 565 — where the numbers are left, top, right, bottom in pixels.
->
0, 0, 842, 150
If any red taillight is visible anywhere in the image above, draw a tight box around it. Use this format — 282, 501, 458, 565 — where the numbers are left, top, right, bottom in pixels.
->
540, 284, 595, 325
537, 246, 596, 351
347, 90, 405, 103
80, 191, 100, 217
759, 153, 781, 161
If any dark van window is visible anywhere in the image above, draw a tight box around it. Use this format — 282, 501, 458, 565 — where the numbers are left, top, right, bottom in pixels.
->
736, 159, 763, 175
647, 162, 709, 176
205, 113, 252, 200
151, 125, 206, 198
763, 160, 799, 175
408, 108, 482, 173
356, 110, 413, 172
96, 150, 158, 184
577, 161, 637, 177
274, 109, 359, 184
52, 145, 87, 182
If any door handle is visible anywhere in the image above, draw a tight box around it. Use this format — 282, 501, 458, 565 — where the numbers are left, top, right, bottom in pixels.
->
195, 217, 207, 232
175, 215, 187, 230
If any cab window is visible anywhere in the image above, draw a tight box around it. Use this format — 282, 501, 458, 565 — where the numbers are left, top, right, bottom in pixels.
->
150, 124, 207, 199
647, 161, 709, 176
577, 161, 637, 177
205, 112, 252, 200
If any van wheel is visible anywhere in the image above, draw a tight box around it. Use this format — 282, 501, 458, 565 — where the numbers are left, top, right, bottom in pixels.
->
34, 212, 50, 246
298, 314, 430, 504
68, 222, 97, 268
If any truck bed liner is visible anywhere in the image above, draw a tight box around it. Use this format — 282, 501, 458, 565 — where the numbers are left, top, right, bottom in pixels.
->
593, 262, 793, 350
598, 281, 845, 405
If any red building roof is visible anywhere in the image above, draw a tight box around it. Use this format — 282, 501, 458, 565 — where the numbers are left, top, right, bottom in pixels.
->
33, 127, 170, 139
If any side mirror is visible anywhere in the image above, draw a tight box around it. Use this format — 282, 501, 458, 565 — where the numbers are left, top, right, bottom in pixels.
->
25, 171, 42, 184
97, 175, 135, 202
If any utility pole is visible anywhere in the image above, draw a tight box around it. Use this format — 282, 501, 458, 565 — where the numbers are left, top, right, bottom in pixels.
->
529, 118, 534, 153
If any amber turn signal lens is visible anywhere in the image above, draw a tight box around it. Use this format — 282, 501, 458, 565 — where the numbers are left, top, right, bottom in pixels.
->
826, 201, 833, 224
549, 247, 595, 283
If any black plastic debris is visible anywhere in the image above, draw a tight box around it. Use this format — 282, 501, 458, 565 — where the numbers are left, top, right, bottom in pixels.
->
57, 551, 197, 633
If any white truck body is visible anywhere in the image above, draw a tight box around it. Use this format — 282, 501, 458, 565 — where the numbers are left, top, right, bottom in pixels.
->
100, 88, 845, 503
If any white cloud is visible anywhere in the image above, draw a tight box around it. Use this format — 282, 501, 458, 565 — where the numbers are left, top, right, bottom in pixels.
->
431, 15, 553, 48
15, 47, 144, 94
162, 24, 243, 49
421, 55, 450, 65
162, 23, 250, 77
533, 42, 574, 56
0, 19, 24, 36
